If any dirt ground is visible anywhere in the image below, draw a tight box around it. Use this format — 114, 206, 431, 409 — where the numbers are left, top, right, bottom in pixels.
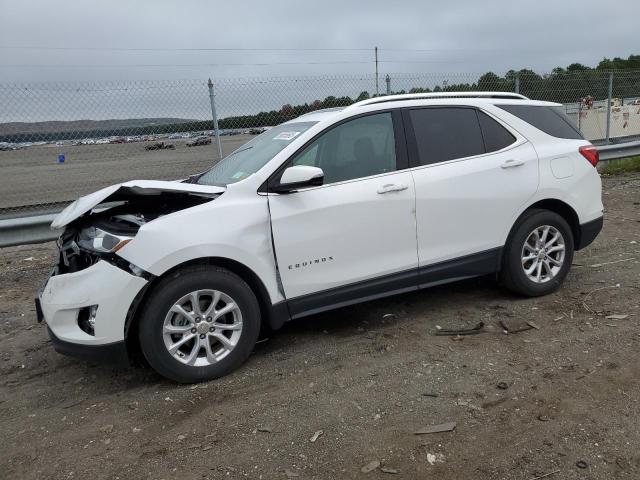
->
1, 174, 639, 480
0, 136, 250, 210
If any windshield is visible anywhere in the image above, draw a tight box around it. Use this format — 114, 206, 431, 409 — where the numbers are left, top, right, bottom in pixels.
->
197, 121, 317, 186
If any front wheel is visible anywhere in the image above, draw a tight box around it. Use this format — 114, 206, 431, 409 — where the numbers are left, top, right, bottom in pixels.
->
501, 209, 574, 297
138, 266, 261, 383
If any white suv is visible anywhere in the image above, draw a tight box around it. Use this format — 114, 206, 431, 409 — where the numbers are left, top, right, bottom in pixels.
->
37, 92, 603, 382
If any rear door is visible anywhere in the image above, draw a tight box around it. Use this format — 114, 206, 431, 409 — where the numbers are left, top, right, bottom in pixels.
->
405, 106, 539, 281
267, 111, 419, 316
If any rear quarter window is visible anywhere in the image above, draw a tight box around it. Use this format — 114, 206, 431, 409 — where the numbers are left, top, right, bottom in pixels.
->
477, 111, 517, 152
498, 104, 583, 140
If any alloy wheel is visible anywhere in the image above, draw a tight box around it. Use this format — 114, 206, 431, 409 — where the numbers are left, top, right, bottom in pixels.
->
162, 289, 243, 366
521, 225, 566, 284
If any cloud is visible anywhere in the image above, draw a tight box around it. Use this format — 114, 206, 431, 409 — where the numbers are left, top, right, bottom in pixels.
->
1, 0, 637, 83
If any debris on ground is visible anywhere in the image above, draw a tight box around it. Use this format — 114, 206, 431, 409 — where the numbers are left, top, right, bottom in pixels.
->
380, 466, 399, 474
575, 460, 588, 469
257, 426, 273, 433
589, 258, 634, 268
422, 392, 439, 397
497, 381, 510, 390
361, 460, 380, 473
530, 469, 560, 480
426, 453, 446, 465
309, 430, 323, 443
605, 314, 629, 320
435, 322, 484, 336
414, 421, 457, 435
500, 318, 534, 334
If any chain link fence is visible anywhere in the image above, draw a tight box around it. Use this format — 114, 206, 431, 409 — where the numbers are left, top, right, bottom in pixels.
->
1, 70, 639, 214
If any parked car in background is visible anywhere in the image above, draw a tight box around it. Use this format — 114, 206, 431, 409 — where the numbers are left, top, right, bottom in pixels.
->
39, 92, 603, 383
144, 141, 175, 151
186, 136, 212, 147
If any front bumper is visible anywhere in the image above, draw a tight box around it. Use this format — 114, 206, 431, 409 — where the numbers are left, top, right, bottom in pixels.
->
39, 259, 148, 349
47, 326, 129, 366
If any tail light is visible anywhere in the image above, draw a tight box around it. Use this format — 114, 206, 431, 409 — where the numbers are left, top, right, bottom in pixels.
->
579, 145, 599, 167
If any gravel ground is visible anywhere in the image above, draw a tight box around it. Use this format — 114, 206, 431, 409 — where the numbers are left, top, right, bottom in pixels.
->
1, 174, 639, 480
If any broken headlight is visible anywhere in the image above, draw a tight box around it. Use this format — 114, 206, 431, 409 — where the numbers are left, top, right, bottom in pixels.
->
77, 226, 133, 254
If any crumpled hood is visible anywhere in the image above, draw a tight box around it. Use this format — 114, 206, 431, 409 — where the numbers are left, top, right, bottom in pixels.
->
52, 180, 225, 229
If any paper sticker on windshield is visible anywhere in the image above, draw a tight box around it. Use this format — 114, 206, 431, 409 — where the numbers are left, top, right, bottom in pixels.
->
273, 131, 300, 141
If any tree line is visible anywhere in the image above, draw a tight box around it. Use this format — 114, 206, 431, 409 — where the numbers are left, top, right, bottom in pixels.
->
217, 55, 640, 129
2, 55, 638, 142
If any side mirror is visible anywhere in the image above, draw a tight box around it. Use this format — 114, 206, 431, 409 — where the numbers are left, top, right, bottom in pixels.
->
272, 165, 324, 193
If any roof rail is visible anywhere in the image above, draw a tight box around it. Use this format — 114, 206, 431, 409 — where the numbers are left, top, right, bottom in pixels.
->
345, 91, 529, 109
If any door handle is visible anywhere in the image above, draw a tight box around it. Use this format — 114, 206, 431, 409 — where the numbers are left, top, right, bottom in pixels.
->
377, 183, 408, 194
501, 159, 525, 169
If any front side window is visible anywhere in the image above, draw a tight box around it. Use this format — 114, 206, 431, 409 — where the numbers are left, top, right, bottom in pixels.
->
291, 112, 397, 184
197, 121, 317, 186
409, 108, 485, 165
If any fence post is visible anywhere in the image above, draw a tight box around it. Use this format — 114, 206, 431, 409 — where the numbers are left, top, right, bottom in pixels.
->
207, 78, 223, 159
385, 74, 391, 95
578, 100, 582, 131
515, 73, 520, 94
605, 72, 613, 143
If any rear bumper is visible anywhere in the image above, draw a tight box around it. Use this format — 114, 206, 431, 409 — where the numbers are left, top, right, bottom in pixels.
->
577, 216, 603, 250
47, 326, 129, 366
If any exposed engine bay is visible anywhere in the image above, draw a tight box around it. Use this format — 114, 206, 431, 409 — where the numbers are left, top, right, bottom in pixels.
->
56, 191, 217, 275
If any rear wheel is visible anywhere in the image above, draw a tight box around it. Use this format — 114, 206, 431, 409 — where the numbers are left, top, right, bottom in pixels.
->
138, 266, 260, 383
501, 209, 574, 296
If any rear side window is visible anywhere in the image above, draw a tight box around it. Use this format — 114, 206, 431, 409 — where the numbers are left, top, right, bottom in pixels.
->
498, 104, 583, 139
477, 111, 516, 152
409, 108, 485, 165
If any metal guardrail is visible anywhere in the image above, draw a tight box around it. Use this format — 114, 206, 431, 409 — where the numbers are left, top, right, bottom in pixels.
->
597, 140, 640, 162
0, 213, 61, 248
0, 141, 638, 249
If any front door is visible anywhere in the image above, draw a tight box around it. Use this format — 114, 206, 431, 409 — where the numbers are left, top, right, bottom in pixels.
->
267, 111, 419, 317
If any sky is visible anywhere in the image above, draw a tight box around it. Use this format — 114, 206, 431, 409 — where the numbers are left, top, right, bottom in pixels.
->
1, 0, 638, 123
1, 0, 638, 83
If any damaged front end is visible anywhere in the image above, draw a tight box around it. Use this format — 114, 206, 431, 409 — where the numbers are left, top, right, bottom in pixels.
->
52, 180, 225, 276
37, 180, 224, 358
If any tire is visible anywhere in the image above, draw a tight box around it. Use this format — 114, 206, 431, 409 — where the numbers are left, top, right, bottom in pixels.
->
500, 209, 574, 297
138, 266, 261, 383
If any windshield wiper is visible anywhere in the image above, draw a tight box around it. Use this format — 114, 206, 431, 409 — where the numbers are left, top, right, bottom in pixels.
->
227, 145, 254, 157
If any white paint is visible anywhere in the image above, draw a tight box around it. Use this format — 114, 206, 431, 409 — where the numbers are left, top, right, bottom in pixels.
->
269, 170, 417, 298
40, 260, 147, 345
550, 156, 574, 179
279, 165, 323, 186
41, 96, 603, 348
